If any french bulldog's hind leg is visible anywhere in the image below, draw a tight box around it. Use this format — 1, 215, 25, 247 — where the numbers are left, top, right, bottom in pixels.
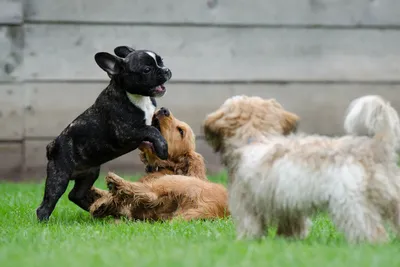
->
36, 160, 73, 221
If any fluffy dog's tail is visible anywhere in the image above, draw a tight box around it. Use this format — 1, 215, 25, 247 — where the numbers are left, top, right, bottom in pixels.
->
344, 95, 400, 149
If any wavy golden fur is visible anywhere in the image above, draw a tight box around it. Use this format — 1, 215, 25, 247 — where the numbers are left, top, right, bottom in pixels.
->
90, 172, 228, 221
138, 108, 207, 182
88, 108, 229, 221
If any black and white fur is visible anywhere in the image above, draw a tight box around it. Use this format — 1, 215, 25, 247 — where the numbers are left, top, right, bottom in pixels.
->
36, 45, 172, 221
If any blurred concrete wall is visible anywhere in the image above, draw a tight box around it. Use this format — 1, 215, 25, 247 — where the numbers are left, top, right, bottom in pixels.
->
1, 0, 400, 180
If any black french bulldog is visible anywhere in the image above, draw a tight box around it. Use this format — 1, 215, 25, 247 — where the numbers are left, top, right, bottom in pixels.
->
36, 45, 172, 222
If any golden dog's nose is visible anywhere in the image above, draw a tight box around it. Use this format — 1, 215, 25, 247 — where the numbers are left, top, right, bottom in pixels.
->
159, 107, 170, 117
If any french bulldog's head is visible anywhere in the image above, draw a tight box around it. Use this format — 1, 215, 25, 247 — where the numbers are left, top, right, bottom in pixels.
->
94, 46, 172, 97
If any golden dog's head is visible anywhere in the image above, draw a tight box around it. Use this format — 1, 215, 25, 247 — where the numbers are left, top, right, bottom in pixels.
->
203, 95, 299, 152
139, 107, 206, 179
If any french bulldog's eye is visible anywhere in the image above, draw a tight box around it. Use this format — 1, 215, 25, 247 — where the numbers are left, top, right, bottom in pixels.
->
143, 67, 151, 74
177, 127, 184, 138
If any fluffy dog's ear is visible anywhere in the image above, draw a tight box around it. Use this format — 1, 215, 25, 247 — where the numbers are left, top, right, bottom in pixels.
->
203, 109, 226, 136
114, 46, 135, 58
186, 152, 207, 180
266, 98, 284, 109
95, 52, 123, 75
281, 111, 300, 135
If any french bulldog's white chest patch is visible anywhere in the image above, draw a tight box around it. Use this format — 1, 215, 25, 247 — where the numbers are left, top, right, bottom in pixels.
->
126, 93, 155, 125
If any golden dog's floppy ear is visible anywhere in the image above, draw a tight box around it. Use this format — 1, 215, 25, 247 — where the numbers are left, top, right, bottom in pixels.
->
281, 111, 300, 135
174, 151, 208, 180
186, 151, 207, 180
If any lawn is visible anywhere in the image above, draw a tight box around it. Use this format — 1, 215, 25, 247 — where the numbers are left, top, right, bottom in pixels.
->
0, 173, 399, 267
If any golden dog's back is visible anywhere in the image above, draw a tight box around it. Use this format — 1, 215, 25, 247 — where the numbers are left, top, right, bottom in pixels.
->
145, 175, 229, 219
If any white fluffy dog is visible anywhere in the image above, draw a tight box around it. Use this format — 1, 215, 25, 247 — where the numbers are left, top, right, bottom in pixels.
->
203, 95, 400, 243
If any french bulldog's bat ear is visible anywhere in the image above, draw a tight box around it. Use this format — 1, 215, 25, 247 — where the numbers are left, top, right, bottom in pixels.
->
114, 46, 135, 58
94, 52, 123, 75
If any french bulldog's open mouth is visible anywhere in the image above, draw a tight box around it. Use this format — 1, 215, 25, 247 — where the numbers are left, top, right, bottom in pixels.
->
152, 84, 166, 95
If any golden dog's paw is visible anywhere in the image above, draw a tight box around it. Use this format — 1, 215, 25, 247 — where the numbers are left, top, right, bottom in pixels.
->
89, 198, 110, 218
105, 172, 124, 194
91, 203, 107, 218
107, 181, 116, 193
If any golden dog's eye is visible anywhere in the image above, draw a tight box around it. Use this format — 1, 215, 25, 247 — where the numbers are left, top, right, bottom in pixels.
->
177, 127, 184, 138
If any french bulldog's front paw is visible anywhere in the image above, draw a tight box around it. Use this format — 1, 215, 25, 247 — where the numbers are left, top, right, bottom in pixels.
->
36, 207, 50, 222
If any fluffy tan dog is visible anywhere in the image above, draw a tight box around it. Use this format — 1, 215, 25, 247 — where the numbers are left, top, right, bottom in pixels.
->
88, 108, 229, 221
203, 95, 400, 243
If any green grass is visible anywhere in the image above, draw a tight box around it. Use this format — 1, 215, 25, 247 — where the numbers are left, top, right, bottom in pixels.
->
1, 173, 399, 267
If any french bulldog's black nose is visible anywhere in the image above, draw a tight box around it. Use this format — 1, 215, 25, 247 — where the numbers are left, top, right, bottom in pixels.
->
159, 107, 170, 117
163, 68, 172, 79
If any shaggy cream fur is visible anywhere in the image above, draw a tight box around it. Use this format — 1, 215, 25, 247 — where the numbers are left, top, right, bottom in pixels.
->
203, 95, 400, 243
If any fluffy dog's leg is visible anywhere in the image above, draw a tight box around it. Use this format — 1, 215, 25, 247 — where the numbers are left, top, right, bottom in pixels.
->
277, 216, 311, 240
234, 211, 266, 240
329, 200, 388, 243
36, 160, 73, 221
388, 203, 400, 238
229, 184, 266, 240
68, 167, 100, 211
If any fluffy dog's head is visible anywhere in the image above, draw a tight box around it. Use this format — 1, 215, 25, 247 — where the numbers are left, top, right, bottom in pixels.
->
139, 108, 206, 179
203, 95, 299, 152
95, 46, 172, 97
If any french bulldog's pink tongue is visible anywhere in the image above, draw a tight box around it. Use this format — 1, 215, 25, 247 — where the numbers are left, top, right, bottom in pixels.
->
156, 85, 165, 92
